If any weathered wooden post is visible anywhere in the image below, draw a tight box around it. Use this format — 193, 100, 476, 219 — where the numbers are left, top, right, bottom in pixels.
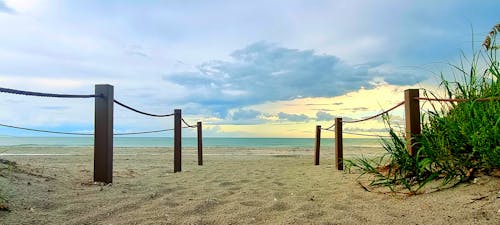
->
197, 121, 203, 166
335, 117, 343, 170
174, 109, 182, 172
404, 89, 421, 156
94, 84, 114, 183
314, 125, 321, 165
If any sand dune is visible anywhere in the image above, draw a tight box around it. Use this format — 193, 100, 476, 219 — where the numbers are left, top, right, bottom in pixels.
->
0, 147, 499, 224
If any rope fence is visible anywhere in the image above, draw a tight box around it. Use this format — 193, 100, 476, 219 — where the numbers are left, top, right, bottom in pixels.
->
315, 101, 404, 168
114, 99, 174, 117
321, 124, 335, 131
0, 87, 99, 98
0, 123, 94, 136
0, 123, 185, 136
5, 84, 498, 180
313, 89, 500, 170
114, 127, 192, 136
0, 85, 204, 183
343, 131, 391, 138
181, 118, 197, 128
415, 96, 500, 102
343, 101, 405, 124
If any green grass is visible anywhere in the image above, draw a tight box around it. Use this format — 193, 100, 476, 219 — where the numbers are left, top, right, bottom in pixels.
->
346, 23, 500, 194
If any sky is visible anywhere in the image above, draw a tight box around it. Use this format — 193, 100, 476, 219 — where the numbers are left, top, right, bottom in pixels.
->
0, 0, 498, 137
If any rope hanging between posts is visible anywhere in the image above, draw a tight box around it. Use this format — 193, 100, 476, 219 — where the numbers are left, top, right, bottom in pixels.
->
343, 101, 405, 124
115, 126, 192, 135
320, 101, 405, 130
0, 87, 99, 98
114, 128, 174, 135
0, 122, 94, 135
321, 123, 335, 131
181, 118, 197, 128
414, 97, 500, 102
0, 122, 184, 136
343, 131, 391, 138
113, 99, 174, 117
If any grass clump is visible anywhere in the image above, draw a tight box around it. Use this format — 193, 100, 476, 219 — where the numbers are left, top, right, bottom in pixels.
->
347, 23, 500, 194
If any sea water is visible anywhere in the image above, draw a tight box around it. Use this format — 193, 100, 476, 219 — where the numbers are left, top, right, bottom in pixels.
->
0, 137, 384, 148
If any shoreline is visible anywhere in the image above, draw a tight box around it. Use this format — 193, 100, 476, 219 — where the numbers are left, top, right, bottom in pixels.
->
0, 136, 386, 149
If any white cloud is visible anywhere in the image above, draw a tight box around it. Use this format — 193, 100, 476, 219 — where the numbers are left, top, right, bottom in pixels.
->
164, 42, 426, 117
0, 0, 497, 136
0, 76, 87, 89
3, 0, 45, 14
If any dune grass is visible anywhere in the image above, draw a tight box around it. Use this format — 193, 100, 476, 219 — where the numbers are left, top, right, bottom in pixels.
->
347, 23, 500, 194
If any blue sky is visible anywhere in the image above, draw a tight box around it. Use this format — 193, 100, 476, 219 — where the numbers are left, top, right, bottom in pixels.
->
0, 0, 498, 137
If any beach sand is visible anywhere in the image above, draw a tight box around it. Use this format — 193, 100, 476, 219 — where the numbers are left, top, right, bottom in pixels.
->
0, 146, 499, 225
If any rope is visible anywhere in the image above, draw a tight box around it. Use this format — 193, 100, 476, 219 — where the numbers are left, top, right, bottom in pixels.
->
321, 128, 334, 132
0, 87, 98, 98
116, 126, 191, 135
343, 101, 405, 124
181, 118, 197, 128
322, 124, 335, 131
114, 128, 174, 135
0, 123, 93, 136
0, 122, 187, 136
113, 100, 174, 117
343, 131, 391, 138
415, 97, 500, 102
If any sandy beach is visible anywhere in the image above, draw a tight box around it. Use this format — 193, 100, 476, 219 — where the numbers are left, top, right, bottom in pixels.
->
0, 146, 499, 225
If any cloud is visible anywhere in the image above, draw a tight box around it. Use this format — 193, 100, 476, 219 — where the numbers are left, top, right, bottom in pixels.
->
316, 111, 334, 121
164, 42, 425, 116
230, 108, 261, 120
342, 107, 369, 112
277, 112, 310, 122
0, 1, 13, 13
0, 1, 495, 137
124, 44, 151, 59
222, 108, 268, 125
205, 108, 268, 125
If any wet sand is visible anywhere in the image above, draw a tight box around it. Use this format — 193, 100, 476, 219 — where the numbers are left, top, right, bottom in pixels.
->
0, 146, 499, 224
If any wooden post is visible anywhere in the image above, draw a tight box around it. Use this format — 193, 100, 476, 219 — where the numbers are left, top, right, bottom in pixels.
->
174, 109, 182, 172
404, 89, 421, 156
335, 118, 343, 170
314, 125, 321, 165
94, 84, 114, 183
197, 121, 203, 166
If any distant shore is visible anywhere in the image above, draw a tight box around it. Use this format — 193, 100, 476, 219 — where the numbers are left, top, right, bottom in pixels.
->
1, 146, 498, 224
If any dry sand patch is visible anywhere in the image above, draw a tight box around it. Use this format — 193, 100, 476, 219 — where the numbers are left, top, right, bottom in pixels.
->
0, 147, 498, 224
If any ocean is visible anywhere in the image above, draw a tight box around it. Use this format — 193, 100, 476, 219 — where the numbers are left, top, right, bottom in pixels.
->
0, 137, 384, 148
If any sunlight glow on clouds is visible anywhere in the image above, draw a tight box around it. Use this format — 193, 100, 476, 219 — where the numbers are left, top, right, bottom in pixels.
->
165, 42, 425, 117
0, 0, 498, 137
